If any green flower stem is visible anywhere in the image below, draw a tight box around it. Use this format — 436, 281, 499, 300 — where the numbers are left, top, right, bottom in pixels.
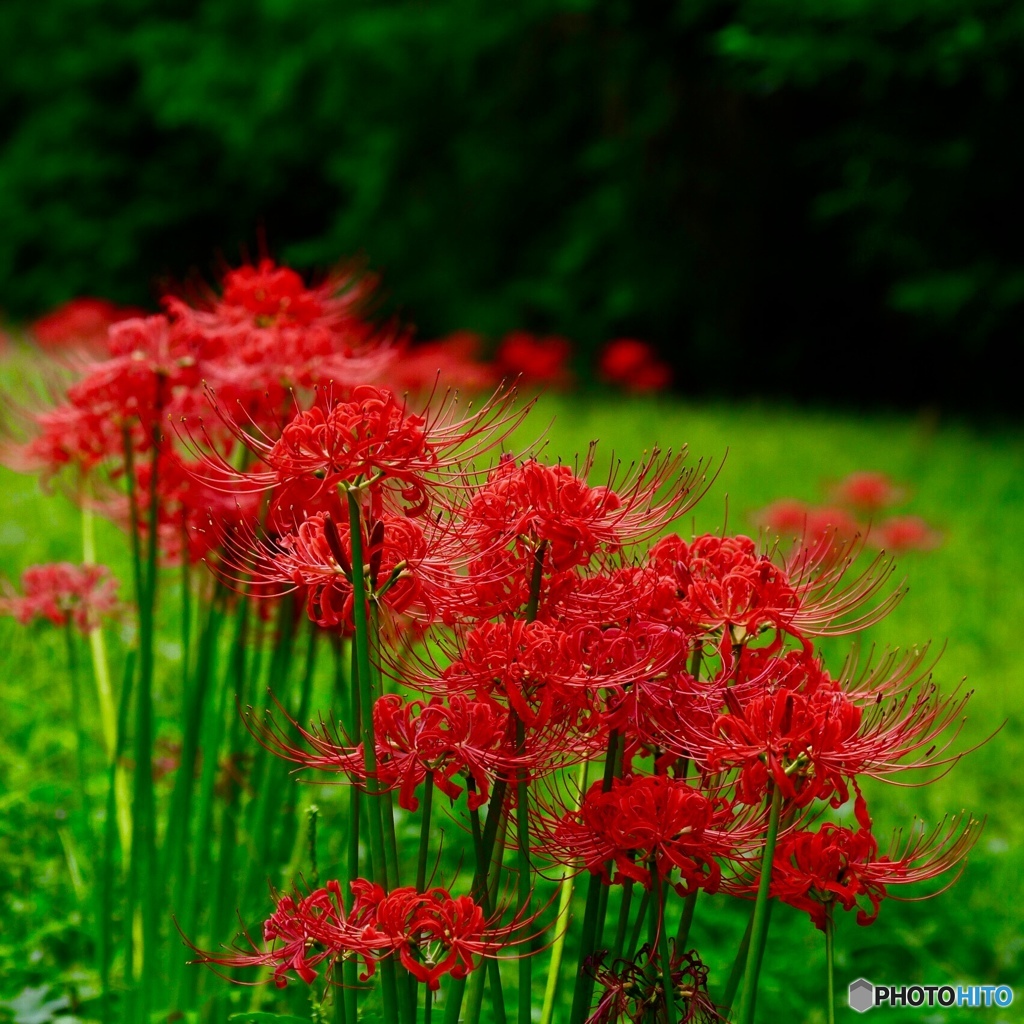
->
469, 817, 509, 1024
539, 866, 576, 1024
719, 902, 753, 1020
368, 601, 402, 889
82, 492, 131, 859
123, 428, 161, 1013
347, 487, 405, 1024
568, 730, 621, 1024
825, 906, 836, 1024
97, 650, 133, 1022
416, 774, 435, 893
62, 621, 90, 828
650, 864, 674, 1024
737, 784, 784, 1024
338, 638, 361, 1024
675, 891, 698, 953
610, 879, 634, 965
627, 889, 651, 962
514, 718, 532, 1024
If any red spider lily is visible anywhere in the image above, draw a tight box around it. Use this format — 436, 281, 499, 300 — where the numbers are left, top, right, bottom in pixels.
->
248, 692, 515, 812
185, 879, 390, 988
602, 671, 721, 774
831, 471, 906, 514
18, 314, 204, 480
692, 646, 977, 807
538, 774, 759, 895
465, 449, 708, 575
747, 815, 981, 930
648, 534, 803, 649
586, 945, 723, 1024
369, 884, 539, 990
598, 339, 672, 394
1, 562, 119, 633
193, 382, 532, 518
372, 694, 512, 810
439, 617, 651, 738
164, 258, 398, 411
494, 330, 573, 387
873, 515, 942, 553
220, 508, 482, 629
30, 297, 146, 352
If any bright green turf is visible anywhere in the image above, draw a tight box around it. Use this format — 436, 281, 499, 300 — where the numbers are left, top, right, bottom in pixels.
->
2, 378, 1021, 1024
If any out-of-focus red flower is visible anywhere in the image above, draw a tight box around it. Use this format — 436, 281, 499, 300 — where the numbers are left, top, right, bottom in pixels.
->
388, 332, 497, 392
754, 500, 861, 561
30, 298, 146, 351
0, 562, 119, 633
831, 471, 906, 514
598, 339, 672, 393
494, 331, 573, 387
874, 516, 942, 553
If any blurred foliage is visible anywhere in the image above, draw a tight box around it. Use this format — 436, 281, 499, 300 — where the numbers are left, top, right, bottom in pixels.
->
2, 0, 1023, 410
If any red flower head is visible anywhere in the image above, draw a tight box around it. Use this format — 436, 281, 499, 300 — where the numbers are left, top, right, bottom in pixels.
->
250, 692, 513, 812
494, 331, 573, 387
30, 297, 146, 352
465, 449, 704, 590
359, 884, 539, 991
186, 879, 389, 988
163, 257, 400, 424
831, 471, 906, 515
197, 383, 530, 523
760, 815, 981, 930
598, 339, 672, 393
543, 774, 754, 895
694, 646, 978, 808
1, 562, 119, 634
649, 533, 801, 645
873, 515, 941, 554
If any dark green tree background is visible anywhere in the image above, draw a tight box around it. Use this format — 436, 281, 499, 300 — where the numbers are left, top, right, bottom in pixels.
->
2, 0, 1020, 411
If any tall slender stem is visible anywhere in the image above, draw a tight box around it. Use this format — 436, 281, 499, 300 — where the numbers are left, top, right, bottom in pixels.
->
737, 784, 784, 1024
825, 905, 836, 1024
675, 891, 698, 952
569, 731, 621, 1024
82, 487, 130, 857
63, 621, 90, 826
346, 488, 405, 1024
416, 774, 435, 894
650, 864, 674, 1024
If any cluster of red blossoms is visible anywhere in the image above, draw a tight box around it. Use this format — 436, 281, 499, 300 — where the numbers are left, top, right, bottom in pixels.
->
755, 470, 942, 557
7, 260, 980, 1021
193, 366, 978, 1008
0, 562, 119, 633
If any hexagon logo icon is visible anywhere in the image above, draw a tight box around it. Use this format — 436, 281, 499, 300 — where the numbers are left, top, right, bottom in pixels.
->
849, 978, 874, 1013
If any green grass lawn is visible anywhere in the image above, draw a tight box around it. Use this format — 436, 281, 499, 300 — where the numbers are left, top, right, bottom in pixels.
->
2, 381, 1022, 1024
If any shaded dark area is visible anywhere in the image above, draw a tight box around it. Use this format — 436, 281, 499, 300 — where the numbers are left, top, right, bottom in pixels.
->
1, 0, 1021, 415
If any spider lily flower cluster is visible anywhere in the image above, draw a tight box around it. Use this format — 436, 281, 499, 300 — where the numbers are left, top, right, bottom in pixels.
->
3, 258, 984, 1024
